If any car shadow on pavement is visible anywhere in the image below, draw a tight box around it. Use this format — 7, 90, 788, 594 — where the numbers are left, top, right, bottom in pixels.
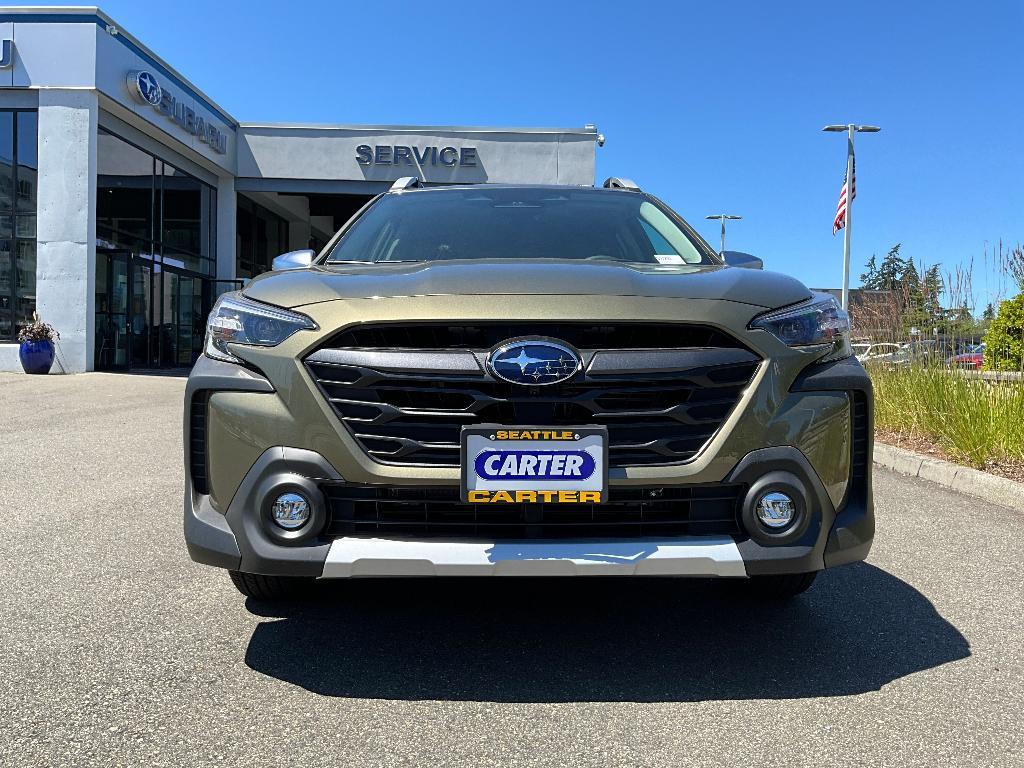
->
243, 562, 970, 702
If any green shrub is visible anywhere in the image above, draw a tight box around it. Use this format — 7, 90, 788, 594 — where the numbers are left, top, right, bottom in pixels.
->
870, 364, 1024, 467
983, 294, 1024, 371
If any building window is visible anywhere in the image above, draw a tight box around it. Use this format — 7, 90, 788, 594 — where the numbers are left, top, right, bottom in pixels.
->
96, 128, 217, 275
236, 195, 289, 279
95, 127, 217, 370
0, 110, 38, 342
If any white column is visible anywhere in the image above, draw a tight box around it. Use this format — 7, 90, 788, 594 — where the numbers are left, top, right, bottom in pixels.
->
215, 175, 236, 280
35, 89, 98, 373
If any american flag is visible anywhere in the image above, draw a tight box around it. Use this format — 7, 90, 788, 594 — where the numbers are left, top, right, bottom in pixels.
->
832, 157, 856, 235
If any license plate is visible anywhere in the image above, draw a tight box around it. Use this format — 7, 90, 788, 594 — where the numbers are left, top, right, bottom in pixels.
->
461, 425, 608, 504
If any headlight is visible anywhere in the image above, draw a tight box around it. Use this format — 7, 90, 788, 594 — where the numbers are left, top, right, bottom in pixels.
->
750, 294, 852, 361
204, 292, 317, 364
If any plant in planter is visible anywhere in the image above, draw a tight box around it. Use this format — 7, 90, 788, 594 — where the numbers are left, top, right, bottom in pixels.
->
17, 312, 60, 374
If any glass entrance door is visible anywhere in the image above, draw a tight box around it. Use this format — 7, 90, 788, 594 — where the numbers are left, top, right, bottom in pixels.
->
157, 265, 206, 368
95, 251, 212, 371
132, 260, 154, 367
95, 249, 130, 370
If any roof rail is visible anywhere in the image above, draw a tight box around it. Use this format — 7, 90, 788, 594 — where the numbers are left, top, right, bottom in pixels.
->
390, 176, 421, 192
602, 177, 640, 191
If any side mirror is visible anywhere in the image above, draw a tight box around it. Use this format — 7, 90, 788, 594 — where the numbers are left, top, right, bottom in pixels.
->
271, 249, 315, 271
722, 251, 763, 270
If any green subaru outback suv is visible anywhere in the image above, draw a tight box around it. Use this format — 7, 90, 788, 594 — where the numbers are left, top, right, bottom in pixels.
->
184, 178, 873, 600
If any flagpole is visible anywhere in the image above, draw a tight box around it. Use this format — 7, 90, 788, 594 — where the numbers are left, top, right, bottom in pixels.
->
824, 123, 880, 312
842, 125, 855, 311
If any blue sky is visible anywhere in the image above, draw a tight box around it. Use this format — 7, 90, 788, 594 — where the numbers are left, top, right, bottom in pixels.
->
75, 0, 1024, 308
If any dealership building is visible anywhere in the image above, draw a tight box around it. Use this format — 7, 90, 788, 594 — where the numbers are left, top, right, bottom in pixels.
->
0, 7, 600, 372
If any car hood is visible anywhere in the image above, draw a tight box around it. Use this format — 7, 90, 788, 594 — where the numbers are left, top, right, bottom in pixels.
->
242, 259, 811, 310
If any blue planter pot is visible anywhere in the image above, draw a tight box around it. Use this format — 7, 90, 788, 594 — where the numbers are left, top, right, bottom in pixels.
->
19, 339, 55, 374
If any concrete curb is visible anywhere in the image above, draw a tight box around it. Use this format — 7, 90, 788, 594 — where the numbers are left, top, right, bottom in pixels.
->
874, 443, 1024, 509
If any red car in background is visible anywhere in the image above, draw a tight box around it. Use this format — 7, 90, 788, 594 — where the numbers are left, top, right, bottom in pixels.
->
950, 343, 985, 369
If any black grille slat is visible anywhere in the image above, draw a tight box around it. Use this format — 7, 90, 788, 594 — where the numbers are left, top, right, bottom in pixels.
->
306, 323, 759, 467
326, 322, 744, 351
321, 484, 745, 540
850, 390, 870, 488
189, 391, 209, 495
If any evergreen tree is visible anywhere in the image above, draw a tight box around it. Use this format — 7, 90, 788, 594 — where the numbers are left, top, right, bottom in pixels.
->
983, 302, 996, 321
922, 264, 944, 320
902, 260, 923, 309
899, 259, 928, 333
944, 303, 978, 340
876, 244, 905, 290
860, 255, 880, 289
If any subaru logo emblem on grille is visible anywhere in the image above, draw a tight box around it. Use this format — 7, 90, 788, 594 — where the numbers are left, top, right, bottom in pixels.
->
487, 339, 582, 386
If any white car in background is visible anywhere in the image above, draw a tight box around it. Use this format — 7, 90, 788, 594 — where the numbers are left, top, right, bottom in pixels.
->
855, 342, 905, 363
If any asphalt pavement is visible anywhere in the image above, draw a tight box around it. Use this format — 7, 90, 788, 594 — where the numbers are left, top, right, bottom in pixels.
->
1, 372, 1022, 767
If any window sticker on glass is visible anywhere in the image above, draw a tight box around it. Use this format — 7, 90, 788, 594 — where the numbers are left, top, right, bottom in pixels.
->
654, 254, 685, 264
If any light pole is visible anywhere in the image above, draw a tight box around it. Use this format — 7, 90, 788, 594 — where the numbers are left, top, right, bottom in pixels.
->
823, 123, 880, 310
705, 214, 742, 254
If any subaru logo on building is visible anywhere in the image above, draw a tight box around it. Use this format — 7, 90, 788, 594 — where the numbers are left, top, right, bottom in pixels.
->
487, 339, 582, 386
128, 70, 162, 106
124, 69, 228, 155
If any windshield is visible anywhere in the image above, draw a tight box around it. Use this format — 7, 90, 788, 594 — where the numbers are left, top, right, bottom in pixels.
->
325, 187, 716, 266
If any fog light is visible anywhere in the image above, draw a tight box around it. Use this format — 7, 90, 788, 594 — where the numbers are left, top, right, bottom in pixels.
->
271, 492, 310, 530
755, 491, 795, 529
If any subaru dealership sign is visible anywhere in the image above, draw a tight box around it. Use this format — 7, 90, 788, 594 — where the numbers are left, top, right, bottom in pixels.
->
126, 70, 228, 154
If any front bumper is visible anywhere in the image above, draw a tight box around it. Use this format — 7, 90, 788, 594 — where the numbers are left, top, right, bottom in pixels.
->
184, 351, 874, 578
321, 537, 747, 578
184, 442, 870, 578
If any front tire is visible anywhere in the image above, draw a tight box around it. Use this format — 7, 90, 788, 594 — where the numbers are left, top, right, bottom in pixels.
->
228, 571, 316, 600
744, 571, 818, 599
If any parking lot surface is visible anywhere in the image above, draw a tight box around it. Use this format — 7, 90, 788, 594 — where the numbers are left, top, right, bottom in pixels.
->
1, 372, 1022, 767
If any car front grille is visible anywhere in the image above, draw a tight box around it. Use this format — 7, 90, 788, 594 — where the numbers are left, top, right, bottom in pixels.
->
305, 323, 760, 468
321, 483, 745, 540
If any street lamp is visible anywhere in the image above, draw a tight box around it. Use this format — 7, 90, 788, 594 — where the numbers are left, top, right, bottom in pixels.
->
822, 124, 881, 310
705, 214, 742, 254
